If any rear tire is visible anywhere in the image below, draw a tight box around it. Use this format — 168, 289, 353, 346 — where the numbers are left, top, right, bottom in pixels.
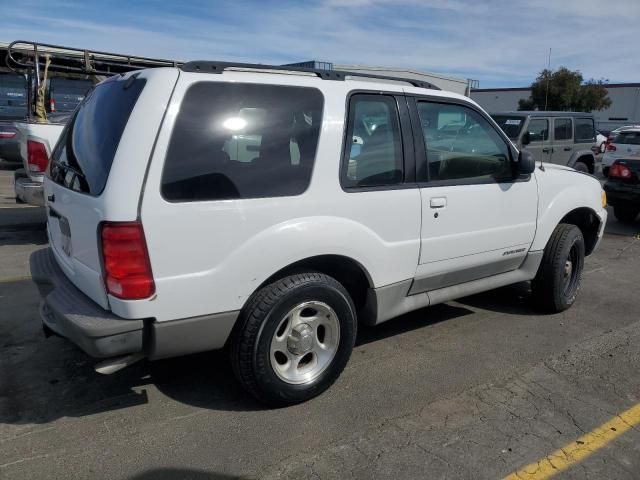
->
230, 272, 356, 406
532, 224, 585, 313
613, 205, 639, 223
574, 161, 589, 173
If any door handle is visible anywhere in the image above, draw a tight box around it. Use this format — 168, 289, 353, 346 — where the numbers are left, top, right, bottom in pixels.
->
563, 146, 572, 151
542, 148, 550, 153
430, 197, 447, 209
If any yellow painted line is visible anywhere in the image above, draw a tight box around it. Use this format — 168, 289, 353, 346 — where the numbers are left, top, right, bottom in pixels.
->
504, 403, 640, 480
0, 275, 31, 283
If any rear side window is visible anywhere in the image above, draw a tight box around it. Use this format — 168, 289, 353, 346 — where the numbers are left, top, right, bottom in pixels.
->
161, 82, 323, 202
50, 76, 146, 195
341, 94, 403, 188
575, 118, 595, 142
554, 118, 573, 140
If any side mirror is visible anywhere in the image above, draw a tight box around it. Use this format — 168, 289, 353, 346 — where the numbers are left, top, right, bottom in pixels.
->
515, 149, 536, 175
521, 131, 531, 146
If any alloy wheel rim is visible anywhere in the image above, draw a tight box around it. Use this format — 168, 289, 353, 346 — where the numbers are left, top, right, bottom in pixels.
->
270, 301, 340, 385
562, 244, 580, 296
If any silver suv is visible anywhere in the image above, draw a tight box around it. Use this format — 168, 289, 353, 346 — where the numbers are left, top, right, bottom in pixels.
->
492, 111, 597, 173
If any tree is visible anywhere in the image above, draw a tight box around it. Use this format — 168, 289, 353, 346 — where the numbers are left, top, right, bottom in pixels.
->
517, 67, 611, 112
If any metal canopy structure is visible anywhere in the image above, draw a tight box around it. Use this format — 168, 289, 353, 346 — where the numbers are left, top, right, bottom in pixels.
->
4, 40, 181, 76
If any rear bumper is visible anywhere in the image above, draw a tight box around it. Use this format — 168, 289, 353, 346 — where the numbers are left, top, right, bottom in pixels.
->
31, 248, 144, 358
604, 182, 640, 206
30, 248, 239, 361
15, 176, 44, 206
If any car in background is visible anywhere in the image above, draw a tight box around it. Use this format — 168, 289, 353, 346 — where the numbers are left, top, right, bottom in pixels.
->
603, 157, 640, 222
11, 74, 91, 204
0, 73, 28, 164
602, 128, 640, 176
595, 131, 607, 154
491, 111, 597, 173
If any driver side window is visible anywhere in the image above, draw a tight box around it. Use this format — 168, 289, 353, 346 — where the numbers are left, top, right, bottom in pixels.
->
417, 102, 511, 183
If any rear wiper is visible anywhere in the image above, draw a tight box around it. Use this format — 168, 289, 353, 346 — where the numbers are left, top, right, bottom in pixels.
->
51, 159, 87, 180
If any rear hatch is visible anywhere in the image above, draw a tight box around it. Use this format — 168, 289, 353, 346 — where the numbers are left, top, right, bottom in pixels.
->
45, 74, 150, 309
608, 131, 640, 160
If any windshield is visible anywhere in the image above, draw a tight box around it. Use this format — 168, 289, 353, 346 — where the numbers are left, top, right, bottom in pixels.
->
49, 76, 146, 195
491, 115, 525, 140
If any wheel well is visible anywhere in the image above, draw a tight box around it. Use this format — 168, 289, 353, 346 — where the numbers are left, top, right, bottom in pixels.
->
575, 155, 595, 174
560, 208, 600, 255
260, 255, 373, 312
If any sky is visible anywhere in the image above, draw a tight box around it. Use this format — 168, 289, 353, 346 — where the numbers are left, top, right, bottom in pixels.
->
2, 0, 639, 88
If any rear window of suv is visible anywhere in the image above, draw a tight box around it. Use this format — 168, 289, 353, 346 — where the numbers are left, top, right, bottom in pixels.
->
49, 76, 146, 195
161, 82, 324, 202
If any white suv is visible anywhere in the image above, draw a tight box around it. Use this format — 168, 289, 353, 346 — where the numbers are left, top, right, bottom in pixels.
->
31, 63, 607, 405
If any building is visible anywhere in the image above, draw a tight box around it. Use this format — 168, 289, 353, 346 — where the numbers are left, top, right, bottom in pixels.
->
336, 64, 471, 96
471, 83, 640, 131
285, 61, 471, 96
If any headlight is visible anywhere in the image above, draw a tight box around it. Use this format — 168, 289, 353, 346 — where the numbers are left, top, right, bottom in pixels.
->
602, 191, 607, 208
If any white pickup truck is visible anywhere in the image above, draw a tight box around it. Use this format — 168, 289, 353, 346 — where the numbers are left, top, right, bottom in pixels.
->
5, 40, 179, 205
31, 63, 607, 406
14, 119, 66, 205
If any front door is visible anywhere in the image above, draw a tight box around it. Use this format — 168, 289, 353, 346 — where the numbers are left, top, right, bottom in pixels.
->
523, 117, 551, 164
411, 99, 538, 291
551, 117, 574, 166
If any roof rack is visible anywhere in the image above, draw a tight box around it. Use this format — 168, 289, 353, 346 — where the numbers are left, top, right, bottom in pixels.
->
5, 40, 182, 76
181, 61, 441, 90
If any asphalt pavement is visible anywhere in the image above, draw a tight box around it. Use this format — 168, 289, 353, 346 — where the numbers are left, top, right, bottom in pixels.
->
1, 166, 639, 480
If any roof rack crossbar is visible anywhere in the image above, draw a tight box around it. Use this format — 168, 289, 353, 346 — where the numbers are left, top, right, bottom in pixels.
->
180, 61, 441, 90
6, 40, 181, 75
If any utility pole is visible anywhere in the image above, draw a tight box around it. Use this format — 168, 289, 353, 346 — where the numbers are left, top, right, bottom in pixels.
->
544, 48, 551, 111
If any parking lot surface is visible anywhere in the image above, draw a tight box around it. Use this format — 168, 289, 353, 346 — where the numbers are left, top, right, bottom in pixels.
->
1, 167, 639, 479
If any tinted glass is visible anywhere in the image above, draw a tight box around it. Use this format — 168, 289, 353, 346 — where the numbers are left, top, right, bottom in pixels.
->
527, 119, 549, 142
418, 102, 511, 182
554, 118, 573, 140
48, 78, 92, 113
0, 73, 27, 120
616, 131, 640, 145
50, 76, 146, 195
342, 95, 403, 188
162, 83, 323, 201
575, 118, 595, 142
491, 115, 525, 140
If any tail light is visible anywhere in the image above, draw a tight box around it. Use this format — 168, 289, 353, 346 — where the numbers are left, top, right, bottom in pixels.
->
100, 222, 155, 300
50, 98, 55, 112
609, 163, 632, 179
27, 139, 49, 173
0, 130, 16, 139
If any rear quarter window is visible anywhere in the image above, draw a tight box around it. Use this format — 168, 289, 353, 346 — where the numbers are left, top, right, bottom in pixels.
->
161, 82, 324, 202
574, 118, 595, 142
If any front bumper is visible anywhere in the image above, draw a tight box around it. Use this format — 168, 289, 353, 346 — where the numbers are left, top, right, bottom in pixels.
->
15, 176, 44, 206
30, 248, 144, 358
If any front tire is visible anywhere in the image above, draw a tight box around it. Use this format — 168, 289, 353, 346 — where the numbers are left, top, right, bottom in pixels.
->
613, 205, 639, 223
230, 272, 356, 406
532, 224, 585, 313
